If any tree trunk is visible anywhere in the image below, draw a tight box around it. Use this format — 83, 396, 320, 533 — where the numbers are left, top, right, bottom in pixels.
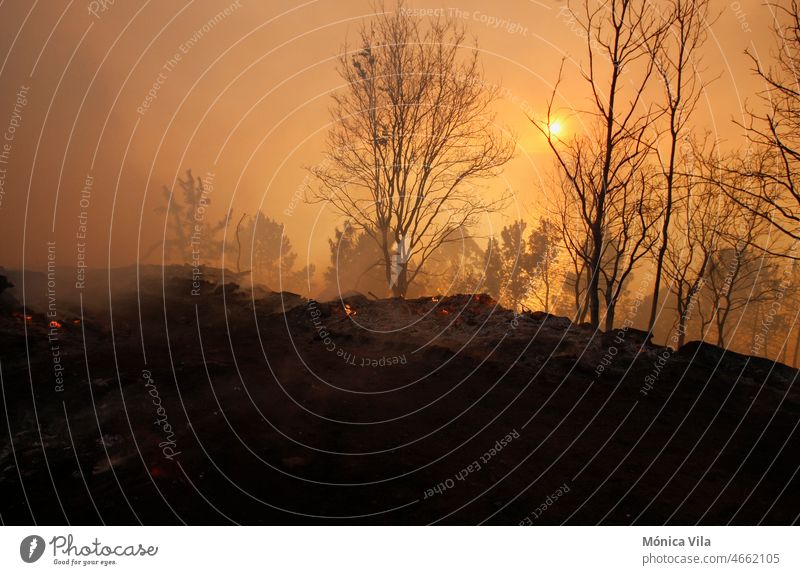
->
604, 301, 615, 332
589, 225, 603, 329
649, 150, 677, 333
391, 264, 408, 298
544, 277, 551, 314
677, 312, 688, 348
716, 305, 729, 349
235, 213, 247, 273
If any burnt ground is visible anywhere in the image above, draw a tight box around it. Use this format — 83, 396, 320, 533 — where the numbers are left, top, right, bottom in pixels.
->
0, 265, 798, 525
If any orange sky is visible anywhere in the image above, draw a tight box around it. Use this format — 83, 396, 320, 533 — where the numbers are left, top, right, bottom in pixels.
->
0, 0, 779, 275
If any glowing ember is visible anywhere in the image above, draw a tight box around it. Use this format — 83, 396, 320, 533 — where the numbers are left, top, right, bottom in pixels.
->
344, 304, 356, 316
25, 315, 33, 321
49, 320, 62, 328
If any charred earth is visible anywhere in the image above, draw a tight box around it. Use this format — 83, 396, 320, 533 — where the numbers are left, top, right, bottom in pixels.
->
0, 266, 798, 525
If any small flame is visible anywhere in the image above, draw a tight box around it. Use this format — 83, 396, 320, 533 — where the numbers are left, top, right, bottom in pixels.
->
25, 315, 33, 321
439, 309, 450, 315
344, 304, 356, 316
72, 319, 81, 325
49, 320, 62, 328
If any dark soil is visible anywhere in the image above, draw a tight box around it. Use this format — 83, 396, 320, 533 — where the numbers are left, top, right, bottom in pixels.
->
1, 266, 798, 525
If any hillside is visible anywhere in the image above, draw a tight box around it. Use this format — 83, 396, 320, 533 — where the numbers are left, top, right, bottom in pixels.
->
0, 266, 798, 525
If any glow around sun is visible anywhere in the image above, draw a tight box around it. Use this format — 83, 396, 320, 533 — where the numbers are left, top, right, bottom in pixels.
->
548, 121, 563, 136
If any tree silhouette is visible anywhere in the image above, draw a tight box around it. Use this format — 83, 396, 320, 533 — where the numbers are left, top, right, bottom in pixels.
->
324, 222, 385, 296
238, 210, 313, 292
527, 217, 563, 314
311, 1, 514, 297
647, 0, 713, 332
481, 218, 563, 313
534, 0, 668, 329
149, 169, 230, 266
663, 138, 730, 347
733, 0, 800, 244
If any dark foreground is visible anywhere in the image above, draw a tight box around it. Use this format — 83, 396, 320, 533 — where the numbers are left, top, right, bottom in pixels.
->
1, 266, 798, 525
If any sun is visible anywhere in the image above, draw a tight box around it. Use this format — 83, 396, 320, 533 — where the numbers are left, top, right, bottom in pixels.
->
548, 121, 563, 136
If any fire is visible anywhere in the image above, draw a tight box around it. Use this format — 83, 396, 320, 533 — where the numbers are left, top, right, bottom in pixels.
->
439, 309, 450, 315
25, 315, 33, 322
49, 320, 62, 329
344, 304, 356, 316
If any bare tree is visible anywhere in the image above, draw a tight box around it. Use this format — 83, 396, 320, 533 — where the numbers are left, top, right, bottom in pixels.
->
548, 189, 591, 323
663, 139, 728, 347
647, 0, 713, 332
696, 196, 781, 348
311, 2, 514, 297
547, 149, 660, 330
722, 0, 800, 247
534, 0, 667, 329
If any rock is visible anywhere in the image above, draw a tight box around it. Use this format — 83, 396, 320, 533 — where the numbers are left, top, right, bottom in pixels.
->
0, 275, 13, 295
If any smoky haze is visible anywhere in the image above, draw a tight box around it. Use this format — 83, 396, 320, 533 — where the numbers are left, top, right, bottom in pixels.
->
0, 0, 793, 361
0, 1, 772, 269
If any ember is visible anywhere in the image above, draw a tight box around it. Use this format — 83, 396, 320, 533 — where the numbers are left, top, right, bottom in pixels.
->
49, 320, 62, 329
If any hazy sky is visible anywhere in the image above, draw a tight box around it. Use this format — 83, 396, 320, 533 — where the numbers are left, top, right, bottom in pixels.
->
0, 0, 779, 274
